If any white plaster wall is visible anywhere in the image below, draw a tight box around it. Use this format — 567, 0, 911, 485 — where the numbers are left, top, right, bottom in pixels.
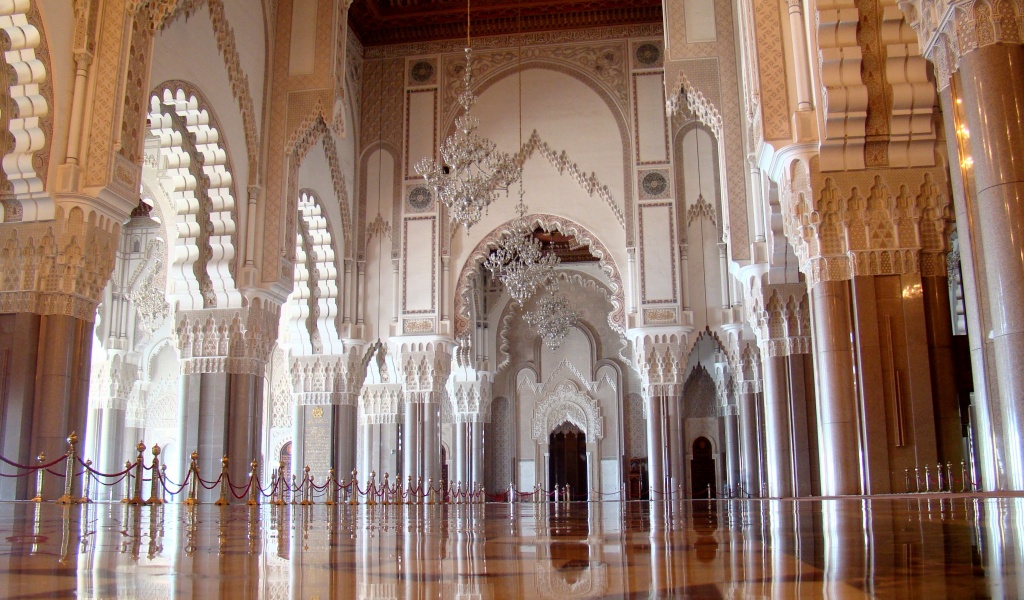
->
221, 0, 266, 135
363, 149, 396, 339
449, 68, 629, 311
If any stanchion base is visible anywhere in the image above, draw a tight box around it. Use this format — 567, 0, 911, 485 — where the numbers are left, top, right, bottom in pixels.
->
214, 499, 229, 506
55, 495, 75, 505
183, 498, 200, 506
146, 498, 164, 506
246, 500, 259, 507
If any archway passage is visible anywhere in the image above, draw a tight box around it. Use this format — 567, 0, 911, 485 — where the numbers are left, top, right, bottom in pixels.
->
691, 436, 716, 498
549, 422, 588, 501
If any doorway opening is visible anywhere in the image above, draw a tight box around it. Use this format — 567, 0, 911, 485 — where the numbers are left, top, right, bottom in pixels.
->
690, 436, 716, 498
549, 421, 588, 501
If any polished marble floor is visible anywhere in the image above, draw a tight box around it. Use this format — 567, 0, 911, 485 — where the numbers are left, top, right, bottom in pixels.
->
0, 495, 1022, 598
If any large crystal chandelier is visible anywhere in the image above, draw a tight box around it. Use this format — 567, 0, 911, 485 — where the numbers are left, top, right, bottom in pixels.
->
524, 285, 578, 351
482, 200, 558, 304
414, 2, 521, 231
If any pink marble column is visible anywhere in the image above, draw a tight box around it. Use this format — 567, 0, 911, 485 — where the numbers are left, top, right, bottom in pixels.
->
738, 388, 762, 497
811, 280, 862, 495
645, 394, 665, 498
762, 353, 794, 497
29, 315, 92, 500
958, 44, 1024, 488
922, 274, 965, 466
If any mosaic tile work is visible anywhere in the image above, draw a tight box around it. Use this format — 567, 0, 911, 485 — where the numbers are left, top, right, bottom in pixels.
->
1, 497, 1022, 597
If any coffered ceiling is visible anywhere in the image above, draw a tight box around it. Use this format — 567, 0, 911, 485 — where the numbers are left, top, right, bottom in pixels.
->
348, 0, 663, 46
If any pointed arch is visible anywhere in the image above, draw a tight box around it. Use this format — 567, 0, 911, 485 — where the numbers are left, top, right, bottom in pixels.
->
147, 81, 240, 310
454, 214, 626, 344
0, 0, 54, 222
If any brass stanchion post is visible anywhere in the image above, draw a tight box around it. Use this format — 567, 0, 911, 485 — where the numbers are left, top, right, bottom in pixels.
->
147, 444, 163, 505
300, 466, 312, 505
325, 468, 336, 506
131, 442, 146, 504
57, 432, 78, 504
81, 459, 93, 503
31, 452, 45, 502
271, 460, 285, 506
121, 460, 132, 503
349, 470, 358, 505
367, 471, 376, 506
382, 472, 390, 505
184, 451, 200, 506
247, 459, 260, 506
215, 456, 230, 506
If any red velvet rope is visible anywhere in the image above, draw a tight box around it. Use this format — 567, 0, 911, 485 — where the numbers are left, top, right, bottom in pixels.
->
77, 458, 138, 478
0, 452, 69, 471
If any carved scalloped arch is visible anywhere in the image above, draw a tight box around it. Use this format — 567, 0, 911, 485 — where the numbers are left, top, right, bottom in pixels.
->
0, 0, 54, 223
158, 0, 262, 178
494, 270, 621, 377
148, 82, 241, 310
666, 73, 724, 139
532, 380, 604, 442
454, 214, 626, 344
287, 116, 353, 261
285, 189, 343, 355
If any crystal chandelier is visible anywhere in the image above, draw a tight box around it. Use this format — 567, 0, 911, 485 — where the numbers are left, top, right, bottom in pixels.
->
482, 200, 559, 304
414, 5, 521, 231
524, 285, 578, 350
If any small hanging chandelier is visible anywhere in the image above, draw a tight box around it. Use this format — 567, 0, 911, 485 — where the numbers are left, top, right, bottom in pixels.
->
483, 200, 559, 305
415, 1, 521, 231
524, 284, 578, 351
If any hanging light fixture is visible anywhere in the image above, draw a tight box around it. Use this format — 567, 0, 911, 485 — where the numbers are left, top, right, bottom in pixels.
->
524, 282, 578, 351
483, 202, 559, 304
482, 11, 560, 305
415, 0, 521, 231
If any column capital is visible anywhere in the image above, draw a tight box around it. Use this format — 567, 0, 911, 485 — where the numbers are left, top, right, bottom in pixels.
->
289, 348, 367, 406
780, 162, 954, 287
899, 0, 1024, 88
173, 297, 281, 376
0, 208, 119, 321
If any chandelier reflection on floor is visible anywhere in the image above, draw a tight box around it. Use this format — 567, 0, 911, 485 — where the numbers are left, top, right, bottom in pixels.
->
415, 46, 521, 230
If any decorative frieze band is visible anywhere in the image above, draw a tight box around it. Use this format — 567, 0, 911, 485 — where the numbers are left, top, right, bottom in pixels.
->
780, 161, 953, 286
898, 0, 1024, 88
174, 298, 281, 376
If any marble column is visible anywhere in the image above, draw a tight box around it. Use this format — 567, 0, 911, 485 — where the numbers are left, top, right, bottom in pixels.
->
922, 274, 964, 466
761, 353, 794, 497
174, 369, 265, 501
0, 314, 93, 500
403, 398, 419, 481
738, 388, 762, 497
645, 394, 665, 498
937, 85, 1000, 489
958, 44, 1024, 488
723, 412, 740, 496
787, 353, 816, 496
811, 280, 862, 495
333, 403, 358, 478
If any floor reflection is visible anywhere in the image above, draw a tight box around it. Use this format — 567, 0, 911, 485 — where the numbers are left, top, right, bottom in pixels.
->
0, 496, 1021, 598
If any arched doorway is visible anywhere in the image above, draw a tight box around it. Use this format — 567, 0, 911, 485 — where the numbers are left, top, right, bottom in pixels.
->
549, 422, 588, 501
691, 437, 716, 498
